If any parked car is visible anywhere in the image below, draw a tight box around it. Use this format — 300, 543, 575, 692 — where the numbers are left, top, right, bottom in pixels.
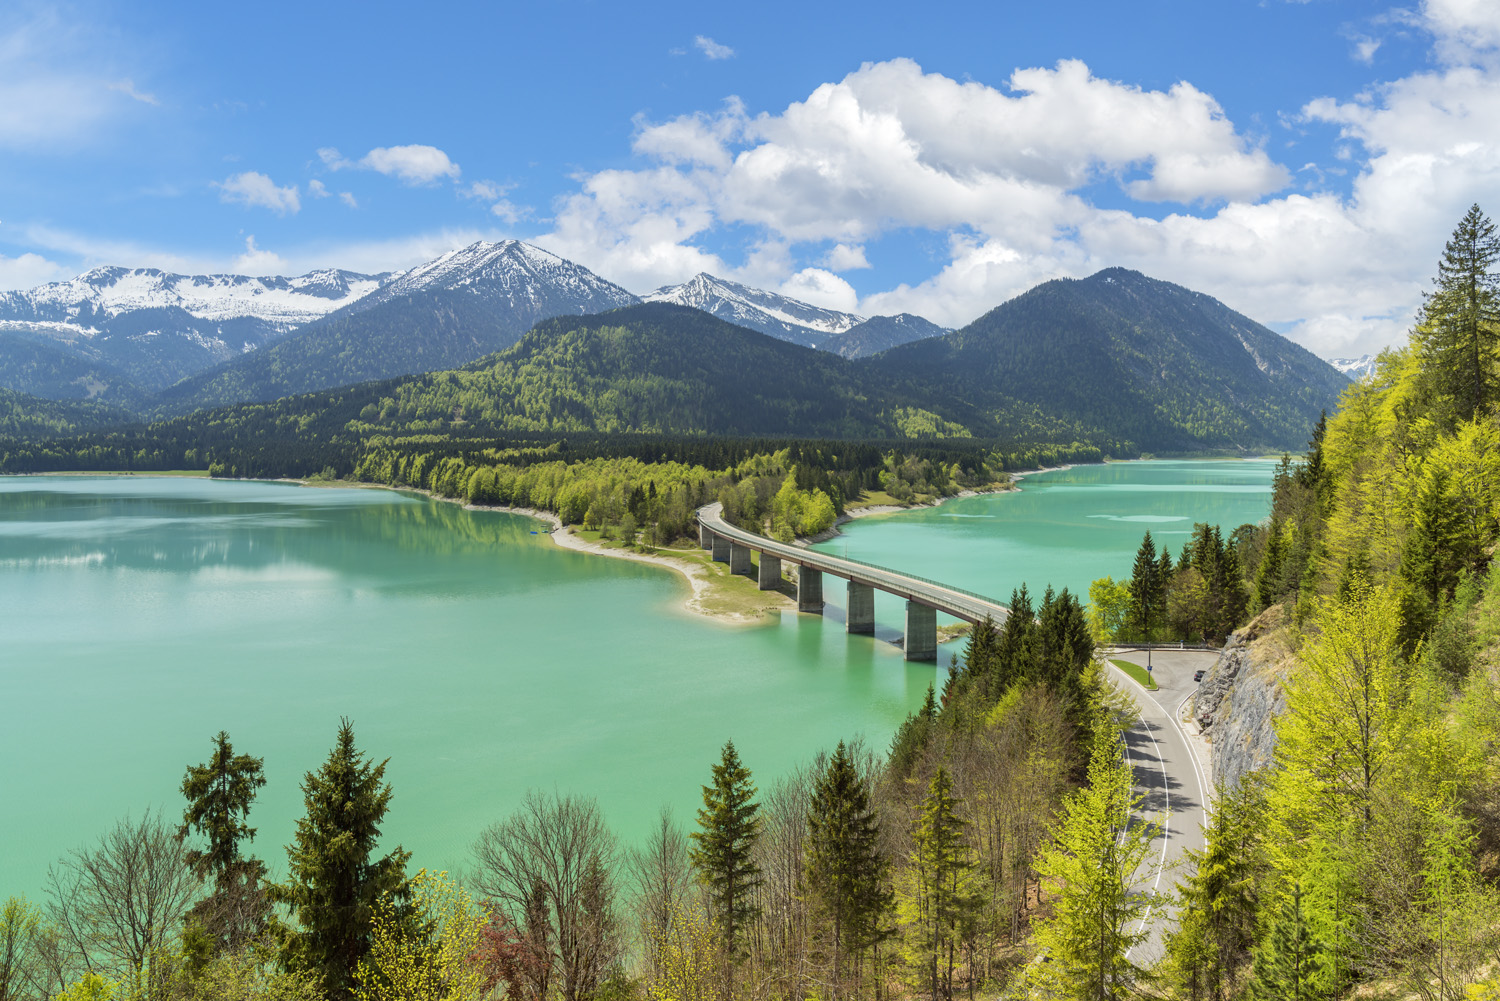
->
1193, 669, 1206, 682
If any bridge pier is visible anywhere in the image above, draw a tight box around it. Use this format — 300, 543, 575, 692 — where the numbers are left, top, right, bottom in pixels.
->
797, 567, 824, 613
729, 543, 753, 576
699, 522, 714, 549
758, 554, 782, 590
710, 534, 731, 563
904, 601, 937, 662
846, 581, 875, 634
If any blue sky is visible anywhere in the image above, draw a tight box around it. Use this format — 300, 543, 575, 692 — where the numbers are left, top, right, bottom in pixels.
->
2, 0, 1497, 358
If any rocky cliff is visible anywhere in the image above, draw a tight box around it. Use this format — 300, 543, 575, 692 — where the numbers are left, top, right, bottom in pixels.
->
1191, 605, 1296, 792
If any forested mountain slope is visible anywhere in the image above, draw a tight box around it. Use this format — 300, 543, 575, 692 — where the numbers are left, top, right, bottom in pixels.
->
0, 386, 135, 438
0, 331, 148, 407
872, 268, 1346, 452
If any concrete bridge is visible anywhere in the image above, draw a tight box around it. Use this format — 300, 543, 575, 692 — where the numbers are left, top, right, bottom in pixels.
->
697, 502, 1010, 661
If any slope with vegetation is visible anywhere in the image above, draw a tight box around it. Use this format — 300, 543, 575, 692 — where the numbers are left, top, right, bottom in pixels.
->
873, 267, 1348, 453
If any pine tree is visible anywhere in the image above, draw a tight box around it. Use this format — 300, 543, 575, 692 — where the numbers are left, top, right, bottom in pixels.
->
994, 586, 1036, 690
805, 742, 892, 998
1248, 884, 1324, 1001
1414, 204, 1500, 421
1127, 532, 1161, 640
271, 719, 412, 1001
899, 767, 979, 1001
689, 741, 762, 979
1028, 719, 1157, 1000
180, 731, 269, 956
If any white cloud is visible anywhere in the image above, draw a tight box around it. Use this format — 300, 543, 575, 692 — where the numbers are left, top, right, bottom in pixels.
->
106, 78, 157, 105
0, 13, 155, 150
233, 236, 287, 275
216, 172, 301, 214
0, 251, 71, 290
1423, 0, 1500, 64
778, 268, 860, 312
536, 44, 1500, 358
461, 180, 527, 225
322, 144, 461, 185
308, 179, 329, 197
339, 191, 358, 209
694, 36, 734, 60
823, 243, 870, 270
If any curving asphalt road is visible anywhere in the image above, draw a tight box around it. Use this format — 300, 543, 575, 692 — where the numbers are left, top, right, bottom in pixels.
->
700, 504, 1213, 963
1106, 647, 1219, 966
698, 502, 1010, 623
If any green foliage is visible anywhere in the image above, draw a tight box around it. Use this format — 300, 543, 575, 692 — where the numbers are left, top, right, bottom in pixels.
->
181, 731, 270, 958
1411, 204, 1500, 423
875, 267, 1346, 453
1247, 884, 1325, 1001
689, 741, 762, 966
897, 767, 980, 1001
271, 719, 412, 1001
1085, 575, 1131, 644
805, 742, 893, 994
1026, 718, 1157, 999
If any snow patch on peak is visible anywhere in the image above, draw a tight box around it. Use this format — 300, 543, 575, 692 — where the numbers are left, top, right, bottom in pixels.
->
1329, 354, 1377, 380
643, 273, 864, 345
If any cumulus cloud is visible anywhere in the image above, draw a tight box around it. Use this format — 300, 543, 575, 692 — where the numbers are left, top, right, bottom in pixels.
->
535, 44, 1500, 358
308, 179, 329, 197
694, 36, 734, 60
0, 250, 71, 290
320, 144, 461, 185
216, 171, 301, 214
823, 243, 870, 270
232, 236, 287, 275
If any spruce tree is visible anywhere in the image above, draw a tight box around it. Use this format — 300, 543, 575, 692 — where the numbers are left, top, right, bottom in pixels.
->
1248, 884, 1324, 1001
272, 719, 411, 1001
1415, 203, 1500, 421
805, 742, 892, 997
899, 767, 978, 1001
1128, 532, 1161, 640
180, 731, 269, 956
689, 740, 762, 976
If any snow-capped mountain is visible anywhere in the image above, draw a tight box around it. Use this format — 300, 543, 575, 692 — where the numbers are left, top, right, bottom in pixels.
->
0, 266, 384, 392
353, 240, 638, 315
0, 266, 382, 331
1329, 354, 1378, 380
157, 242, 641, 414
643, 273, 863, 348
818, 313, 949, 359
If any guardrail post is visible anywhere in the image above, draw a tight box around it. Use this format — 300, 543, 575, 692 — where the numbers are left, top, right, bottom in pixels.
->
847, 581, 875, 634
729, 543, 752, 576
710, 534, 730, 563
904, 601, 937, 662
758, 554, 782, 590
797, 568, 824, 613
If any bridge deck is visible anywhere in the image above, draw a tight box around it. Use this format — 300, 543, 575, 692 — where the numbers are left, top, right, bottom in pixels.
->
698, 503, 1009, 625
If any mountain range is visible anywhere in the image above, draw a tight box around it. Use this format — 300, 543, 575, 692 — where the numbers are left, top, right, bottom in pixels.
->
0, 240, 1355, 453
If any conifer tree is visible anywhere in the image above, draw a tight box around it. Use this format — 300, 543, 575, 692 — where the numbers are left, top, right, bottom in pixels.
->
899, 767, 978, 1001
689, 741, 761, 978
180, 731, 269, 955
1028, 719, 1157, 1000
1414, 204, 1500, 421
272, 719, 411, 1001
805, 742, 892, 997
994, 585, 1036, 688
1248, 884, 1323, 1001
1127, 532, 1162, 640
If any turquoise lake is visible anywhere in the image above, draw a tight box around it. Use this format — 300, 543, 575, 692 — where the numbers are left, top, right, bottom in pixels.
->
0, 460, 1274, 901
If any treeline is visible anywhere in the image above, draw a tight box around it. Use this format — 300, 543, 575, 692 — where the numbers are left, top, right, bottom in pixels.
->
1149, 205, 1500, 998
0, 588, 1158, 1001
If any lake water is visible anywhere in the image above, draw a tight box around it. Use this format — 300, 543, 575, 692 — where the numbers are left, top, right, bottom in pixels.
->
0, 460, 1274, 902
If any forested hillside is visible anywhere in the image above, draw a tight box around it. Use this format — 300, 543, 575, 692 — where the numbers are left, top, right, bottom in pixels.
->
874, 268, 1347, 452
0, 331, 147, 406
0, 387, 134, 438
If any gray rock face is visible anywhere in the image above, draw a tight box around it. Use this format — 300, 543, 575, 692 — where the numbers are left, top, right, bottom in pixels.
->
1191, 606, 1293, 792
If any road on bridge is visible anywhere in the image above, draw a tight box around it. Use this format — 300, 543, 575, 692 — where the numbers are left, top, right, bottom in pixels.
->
698, 502, 1010, 624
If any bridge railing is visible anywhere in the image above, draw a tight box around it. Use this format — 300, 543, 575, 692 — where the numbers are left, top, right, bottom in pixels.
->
703, 509, 1008, 613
